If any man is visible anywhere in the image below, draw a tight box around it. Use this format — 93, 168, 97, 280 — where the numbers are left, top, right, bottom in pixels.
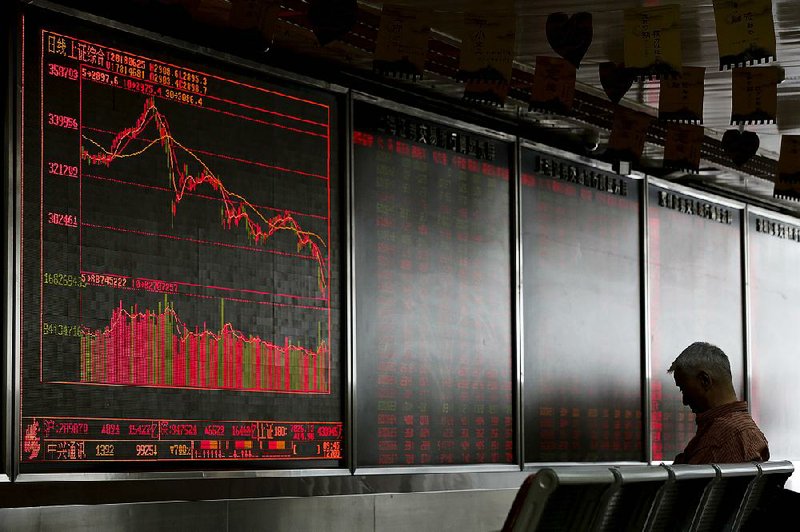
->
669, 341, 769, 464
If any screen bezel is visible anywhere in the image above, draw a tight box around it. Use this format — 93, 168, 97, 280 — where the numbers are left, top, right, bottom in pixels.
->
13, 1, 349, 480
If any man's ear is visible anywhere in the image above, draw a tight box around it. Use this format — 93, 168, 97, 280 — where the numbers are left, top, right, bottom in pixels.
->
698, 371, 712, 391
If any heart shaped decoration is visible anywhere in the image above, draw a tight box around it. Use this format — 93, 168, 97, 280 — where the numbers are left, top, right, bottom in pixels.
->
307, 0, 357, 46
721, 129, 760, 167
546, 12, 593, 69
599, 62, 636, 104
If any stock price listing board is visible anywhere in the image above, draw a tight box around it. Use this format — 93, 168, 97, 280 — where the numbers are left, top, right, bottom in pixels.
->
521, 149, 643, 462
18, 10, 342, 472
353, 102, 514, 466
647, 186, 743, 462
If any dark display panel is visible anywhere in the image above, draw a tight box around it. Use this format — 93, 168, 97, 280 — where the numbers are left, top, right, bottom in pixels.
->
354, 103, 513, 466
19, 11, 342, 471
521, 149, 643, 462
748, 212, 800, 461
647, 186, 743, 462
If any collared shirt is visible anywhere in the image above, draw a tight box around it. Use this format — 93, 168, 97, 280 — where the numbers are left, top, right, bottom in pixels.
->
673, 401, 770, 465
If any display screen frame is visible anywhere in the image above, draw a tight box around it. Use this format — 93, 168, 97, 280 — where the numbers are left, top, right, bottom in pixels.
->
13, 3, 350, 479
519, 140, 646, 464
350, 92, 522, 473
645, 177, 746, 464
6, 0, 797, 488
746, 205, 800, 464
2, 2, 16, 484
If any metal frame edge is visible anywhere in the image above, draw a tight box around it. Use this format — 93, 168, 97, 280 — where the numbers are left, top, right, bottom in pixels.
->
642, 176, 652, 464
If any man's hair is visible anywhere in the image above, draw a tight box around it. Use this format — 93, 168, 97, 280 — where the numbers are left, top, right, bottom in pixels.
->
668, 341, 732, 381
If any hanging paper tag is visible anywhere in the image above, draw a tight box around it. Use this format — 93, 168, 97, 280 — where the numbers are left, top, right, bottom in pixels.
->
463, 79, 510, 107
229, 0, 280, 44
775, 135, 800, 201
258, 2, 281, 44
529, 56, 576, 115
307, 0, 358, 46
189, 0, 232, 26
722, 129, 760, 167
599, 62, 636, 104
545, 12, 593, 69
623, 4, 682, 80
731, 66, 780, 125
713, 0, 776, 69
658, 66, 705, 123
230, 0, 266, 30
607, 106, 653, 162
373, 4, 432, 79
459, 7, 516, 105
663, 123, 705, 172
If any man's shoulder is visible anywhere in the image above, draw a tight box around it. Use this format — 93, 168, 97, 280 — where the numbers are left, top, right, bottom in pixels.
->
706, 409, 763, 437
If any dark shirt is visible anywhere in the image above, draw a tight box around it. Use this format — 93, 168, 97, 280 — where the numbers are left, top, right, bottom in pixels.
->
673, 401, 769, 464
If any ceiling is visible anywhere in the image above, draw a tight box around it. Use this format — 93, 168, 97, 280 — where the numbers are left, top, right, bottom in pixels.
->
34, 0, 800, 215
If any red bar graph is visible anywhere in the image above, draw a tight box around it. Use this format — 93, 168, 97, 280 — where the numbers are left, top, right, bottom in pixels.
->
79, 297, 328, 393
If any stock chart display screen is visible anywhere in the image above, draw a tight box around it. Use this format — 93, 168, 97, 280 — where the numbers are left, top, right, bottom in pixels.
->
647, 185, 743, 462
353, 102, 514, 466
19, 11, 342, 471
521, 148, 643, 462
748, 211, 800, 462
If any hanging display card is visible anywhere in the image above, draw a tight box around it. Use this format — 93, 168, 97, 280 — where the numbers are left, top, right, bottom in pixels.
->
663, 123, 705, 172
599, 62, 636, 104
658, 66, 705, 123
607, 106, 654, 163
775, 135, 800, 201
545, 11, 593, 69
623, 4, 682, 80
230, 0, 280, 43
373, 4, 432, 79
713, 0, 776, 69
459, 8, 516, 105
731, 66, 780, 125
529, 55, 576, 115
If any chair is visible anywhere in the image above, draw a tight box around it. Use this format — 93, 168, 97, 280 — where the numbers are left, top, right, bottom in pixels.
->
594, 464, 671, 532
736, 460, 794, 531
642, 463, 719, 532
502, 466, 619, 532
688, 462, 761, 531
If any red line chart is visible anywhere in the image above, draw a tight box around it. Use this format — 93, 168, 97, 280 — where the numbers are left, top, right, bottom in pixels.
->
80, 97, 329, 295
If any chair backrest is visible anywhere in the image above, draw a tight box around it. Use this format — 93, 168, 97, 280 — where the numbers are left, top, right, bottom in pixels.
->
734, 460, 794, 531
502, 466, 618, 532
502, 462, 794, 532
688, 463, 761, 532
643, 464, 719, 532
594, 464, 671, 532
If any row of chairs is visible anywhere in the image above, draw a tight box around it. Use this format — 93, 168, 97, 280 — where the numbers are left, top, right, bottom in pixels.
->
502, 460, 794, 532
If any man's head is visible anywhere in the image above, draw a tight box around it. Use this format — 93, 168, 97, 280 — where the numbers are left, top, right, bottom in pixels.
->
668, 342, 737, 414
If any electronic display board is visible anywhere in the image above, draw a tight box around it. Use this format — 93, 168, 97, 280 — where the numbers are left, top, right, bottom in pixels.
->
647, 185, 743, 462
18, 9, 342, 472
521, 148, 643, 462
353, 102, 514, 466
748, 211, 800, 462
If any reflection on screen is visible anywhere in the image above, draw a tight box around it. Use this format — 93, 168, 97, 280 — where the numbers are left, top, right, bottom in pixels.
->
354, 103, 513, 466
648, 187, 742, 461
521, 149, 643, 462
749, 213, 800, 461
